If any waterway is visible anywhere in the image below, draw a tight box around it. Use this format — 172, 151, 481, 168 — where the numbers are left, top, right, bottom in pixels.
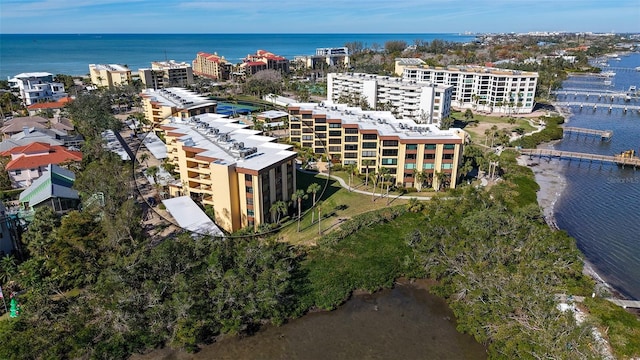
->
130, 280, 487, 360
547, 52, 640, 300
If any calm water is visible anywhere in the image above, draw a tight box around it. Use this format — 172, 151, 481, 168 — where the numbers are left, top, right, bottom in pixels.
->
0, 33, 475, 78
131, 280, 486, 360
552, 52, 640, 300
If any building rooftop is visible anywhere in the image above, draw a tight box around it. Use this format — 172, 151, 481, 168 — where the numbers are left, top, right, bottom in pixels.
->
332, 72, 452, 90
163, 113, 297, 172
19, 164, 78, 208
141, 87, 216, 111
1, 142, 82, 171
291, 101, 466, 141
395, 58, 426, 66
257, 110, 289, 120
411, 64, 538, 77
10, 72, 53, 79
90, 64, 130, 72
162, 196, 225, 237
150, 60, 192, 69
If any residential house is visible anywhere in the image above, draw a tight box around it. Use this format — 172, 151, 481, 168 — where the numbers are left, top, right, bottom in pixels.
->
19, 164, 80, 213
1, 142, 82, 188
8, 72, 67, 106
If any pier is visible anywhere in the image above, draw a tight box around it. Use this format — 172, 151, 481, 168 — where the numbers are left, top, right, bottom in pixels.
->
520, 148, 640, 168
563, 127, 613, 141
553, 101, 640, 113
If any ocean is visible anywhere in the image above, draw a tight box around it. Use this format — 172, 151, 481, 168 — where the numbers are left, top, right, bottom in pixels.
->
0, 33, 475, 79
551, 53, 640, 300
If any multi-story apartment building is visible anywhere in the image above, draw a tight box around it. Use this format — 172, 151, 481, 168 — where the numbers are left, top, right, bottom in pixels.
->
239, 50, 290, 76
192, 52, 233, 80
88, 64, 132, 89
401, 64, 539, 114
160, 114, 298, 232
139, 60, 194, 89
393, 58, 426, 77
140, 87, 217, 125
293, 47, 350, 70
288, 102, 466, 190
327, 73, 453, 125
8, 72, 67, 106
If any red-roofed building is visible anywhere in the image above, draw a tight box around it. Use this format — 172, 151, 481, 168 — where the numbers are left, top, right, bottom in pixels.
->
1, 142, 82, 188
193, 52, 233, 80
240, 49, 290, 76
27, 97, 73, 116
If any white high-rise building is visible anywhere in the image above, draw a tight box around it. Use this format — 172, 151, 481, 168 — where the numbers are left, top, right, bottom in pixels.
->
327, 72, 452, 125
401, 64, 539, 114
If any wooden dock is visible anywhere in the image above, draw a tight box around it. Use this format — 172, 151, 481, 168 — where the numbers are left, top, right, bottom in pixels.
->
563, 127, 613, 141
520, 148, 640, 168
554, 102, 640, 112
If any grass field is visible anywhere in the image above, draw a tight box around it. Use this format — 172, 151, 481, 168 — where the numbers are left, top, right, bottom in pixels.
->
277, 171, 410, 245
451, 110, 538, 143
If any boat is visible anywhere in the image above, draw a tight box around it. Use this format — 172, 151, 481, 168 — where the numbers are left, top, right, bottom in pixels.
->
635, 66, 640, 72
601, 71, 616, 77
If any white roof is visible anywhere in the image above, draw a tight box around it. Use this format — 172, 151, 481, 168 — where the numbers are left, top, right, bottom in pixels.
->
101, 130, 131, 161
90, 64, 130, 72
11, 72, 53, 79
162, 196, 224, 237
165, 114, 297, 172
292, 101, 465, 141
142, 87, 215, 110
142, 132, 167, 159
258, 110, 289, 120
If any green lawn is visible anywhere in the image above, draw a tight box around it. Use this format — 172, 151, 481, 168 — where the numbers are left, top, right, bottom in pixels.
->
278, 171, 409, 245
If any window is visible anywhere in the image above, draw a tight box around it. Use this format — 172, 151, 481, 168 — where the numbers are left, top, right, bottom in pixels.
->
344, 144, 358, 151
247, 209, 254, 216
443, 144, 455, 150
405, 163, 416, 169
315, 125, 326, 132
329, 138, 341, 144
246, 186, 253, 193
329, 146, 341, 152
302, 135, 313, 141
329, 123, 341, 128
382, 158, 397, 165
247, 198, 253, 205
406, 144, 418, 150
382, 149, 398, 156
15, 170, 22, 175
425, 144, 437, 150
362, 142, 377, 149
405, 154, 417, 160
443, 154, 454, 160
245, 174, 253, 182
442, 163, 453, 169
329, 130, 342, 137
345, 128, 358, 134
344, 152, 358, 158
362, 134, 377, 140
424, 153, 435, 160
345, 136, 358, 142
361, 151, 376, 157
382, 140, 398, 147
423, 163, 434, 169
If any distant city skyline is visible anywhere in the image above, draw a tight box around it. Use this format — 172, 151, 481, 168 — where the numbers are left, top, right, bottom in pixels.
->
0, 0, 638, 34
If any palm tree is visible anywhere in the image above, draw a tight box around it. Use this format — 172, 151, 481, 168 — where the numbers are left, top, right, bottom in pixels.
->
378, 167, 390, 201
316, 201, 323, 235
435, 171, 448, 192
0, 255, 17, 285
139, 152, 149, 166
292, 189, 307, 232
269, 200, 288, 224
345, 163, 357, 191
371, 168, 380, 201
145, 165, 159, 185
307, 182, 322, 223
414, 170, 426, 191
363, 159, 374, 186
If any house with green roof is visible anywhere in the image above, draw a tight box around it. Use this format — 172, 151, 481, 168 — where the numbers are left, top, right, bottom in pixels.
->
19, 164, 79, 213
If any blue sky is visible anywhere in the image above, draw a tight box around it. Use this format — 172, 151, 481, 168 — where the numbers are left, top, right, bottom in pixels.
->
0, 0, 638, 34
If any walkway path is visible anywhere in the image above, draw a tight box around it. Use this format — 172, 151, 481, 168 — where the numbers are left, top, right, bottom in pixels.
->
301, 168, 438, 201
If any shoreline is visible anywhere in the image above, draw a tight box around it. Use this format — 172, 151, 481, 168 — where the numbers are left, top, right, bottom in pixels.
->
521, 103, 632, 302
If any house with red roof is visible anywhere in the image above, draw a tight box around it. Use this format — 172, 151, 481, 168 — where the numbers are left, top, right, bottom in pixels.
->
1, 142, 82, 188
26, 97, 73, 117
239, 50, 290, 76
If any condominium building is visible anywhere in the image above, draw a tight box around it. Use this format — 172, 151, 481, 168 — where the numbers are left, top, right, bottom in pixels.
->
8, 72, 67, 106
139, 60, 194, 89
161, 114, 298, 232
239, 50, 290, 76
288, 102, 466, 190
88, 64, 132, 89
192, 52, 233, 80
393, 58, 426, 77
293, 47, 350, 70
401, 64, 539, 114
140, 87, 217, 125
327, 73, 453, 124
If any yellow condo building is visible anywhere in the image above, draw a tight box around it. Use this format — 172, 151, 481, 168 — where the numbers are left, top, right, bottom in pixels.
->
140, 87, 217, 126
89, 64, 132, 89
288, 102, 467, 190
161, 114, 298, 233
